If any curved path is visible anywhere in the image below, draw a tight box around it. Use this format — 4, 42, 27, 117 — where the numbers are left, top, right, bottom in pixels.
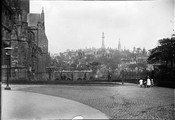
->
2, 89, 108, 119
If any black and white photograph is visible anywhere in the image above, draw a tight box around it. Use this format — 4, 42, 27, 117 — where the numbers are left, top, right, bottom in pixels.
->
1, 0, 175, 119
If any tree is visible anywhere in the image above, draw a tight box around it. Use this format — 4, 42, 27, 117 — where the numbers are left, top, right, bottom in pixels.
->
89, 61, 101, 73
147, 38, 175, 67
142, 48, 146, 55
136, 47, 141, 54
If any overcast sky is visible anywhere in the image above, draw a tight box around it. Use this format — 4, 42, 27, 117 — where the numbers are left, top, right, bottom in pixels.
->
30, 0, 174, 54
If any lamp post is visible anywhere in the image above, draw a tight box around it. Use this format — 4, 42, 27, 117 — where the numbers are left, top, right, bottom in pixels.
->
4, 47, 13, 90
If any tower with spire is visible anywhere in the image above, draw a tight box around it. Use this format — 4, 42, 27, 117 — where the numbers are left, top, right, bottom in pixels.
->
118, 39, 121, 51
101, 32, 105, 49
27, 7, 48, 79
40, 7, 45, 30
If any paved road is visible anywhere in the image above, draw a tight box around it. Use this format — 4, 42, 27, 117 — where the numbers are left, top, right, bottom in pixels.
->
2, 83, 175, 119
1, 85, 108, 120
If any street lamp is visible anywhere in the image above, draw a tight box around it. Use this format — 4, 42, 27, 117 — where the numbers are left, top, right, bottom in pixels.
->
4, 47, 13, 90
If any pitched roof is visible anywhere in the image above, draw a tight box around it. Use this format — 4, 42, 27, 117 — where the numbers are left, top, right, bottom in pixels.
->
27, 13, 41, 26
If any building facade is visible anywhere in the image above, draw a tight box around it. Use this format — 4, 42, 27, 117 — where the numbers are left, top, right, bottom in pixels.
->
27, 8, 49, 80
1, 0, 49, 81
1, 0, 30, 81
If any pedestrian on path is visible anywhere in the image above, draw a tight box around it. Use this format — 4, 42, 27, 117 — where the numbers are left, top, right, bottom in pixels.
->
151, 79, 154, 87
139, 78, 143, 87
143, 77, 147, 88
147, 76, 151, 88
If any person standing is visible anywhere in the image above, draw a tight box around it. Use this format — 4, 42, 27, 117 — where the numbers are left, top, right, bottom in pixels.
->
139, 78, 143, 87
121, 70, 124, 85
28, 66, 32, 80
151, 79, 154, 87
143, 77, 147, 88
147, 76, 151, 88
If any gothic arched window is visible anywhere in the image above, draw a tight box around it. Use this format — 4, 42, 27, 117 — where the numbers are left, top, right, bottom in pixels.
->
28, 31, 35, 42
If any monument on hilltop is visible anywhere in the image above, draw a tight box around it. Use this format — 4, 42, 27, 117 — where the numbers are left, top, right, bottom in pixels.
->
101, 32, 105, 50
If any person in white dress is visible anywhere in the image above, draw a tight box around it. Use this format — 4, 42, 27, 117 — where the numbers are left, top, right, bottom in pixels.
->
147, 76, 151, 88
139, 78, 143, 87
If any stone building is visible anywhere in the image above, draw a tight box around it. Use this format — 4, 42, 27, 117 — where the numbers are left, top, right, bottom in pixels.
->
1, 0, 49, 81
27, 8, 49, 80
1, 0, 30, 81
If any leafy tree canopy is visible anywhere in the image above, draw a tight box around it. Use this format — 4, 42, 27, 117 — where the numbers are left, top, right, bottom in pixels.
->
147, 38, 175, 66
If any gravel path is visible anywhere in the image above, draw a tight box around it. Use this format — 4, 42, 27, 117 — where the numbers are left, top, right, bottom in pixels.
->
18, 84, 175, 119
